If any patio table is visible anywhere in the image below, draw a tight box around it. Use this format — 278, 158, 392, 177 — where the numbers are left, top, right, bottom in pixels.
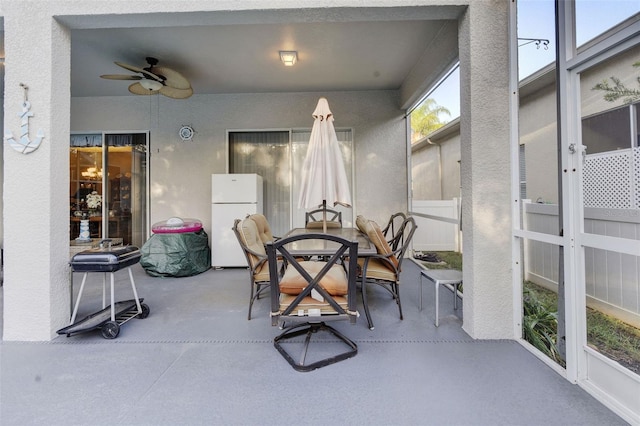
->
283, 227, 375, 257
419, 268, 462, 327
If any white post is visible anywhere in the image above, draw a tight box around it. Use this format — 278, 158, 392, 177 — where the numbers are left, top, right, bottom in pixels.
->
2, 6, 72, 340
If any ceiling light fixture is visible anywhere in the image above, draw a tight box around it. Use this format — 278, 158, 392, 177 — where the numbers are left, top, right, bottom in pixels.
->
139, 79, 163, 91
279, 51, 297, 66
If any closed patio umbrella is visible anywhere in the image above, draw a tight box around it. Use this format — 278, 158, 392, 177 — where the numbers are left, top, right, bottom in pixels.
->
298, 97, 352, 232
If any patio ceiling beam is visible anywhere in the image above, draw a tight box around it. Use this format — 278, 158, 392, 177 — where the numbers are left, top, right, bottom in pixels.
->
399, 19, 459, 110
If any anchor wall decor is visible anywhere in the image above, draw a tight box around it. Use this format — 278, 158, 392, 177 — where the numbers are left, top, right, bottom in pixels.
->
4, 83, 45, 154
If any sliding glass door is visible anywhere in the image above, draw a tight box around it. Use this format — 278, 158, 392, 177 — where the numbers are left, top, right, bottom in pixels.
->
70, 132, 149, 246
228, 131, 291, 236
228, 129, 354, 236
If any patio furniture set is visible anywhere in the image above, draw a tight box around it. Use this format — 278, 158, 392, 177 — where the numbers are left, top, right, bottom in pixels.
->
234, 210, 424, 371
57, 209, 461, 365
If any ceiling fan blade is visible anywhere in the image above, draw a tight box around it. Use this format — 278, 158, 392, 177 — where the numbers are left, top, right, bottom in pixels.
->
153, 66, 191, 90
128, 82, 159, 96
159, 85, 193, 99
100, 74, 141, 80
115, 61, 163, 81
110, 59, 190, 98
115, 61, 145, 73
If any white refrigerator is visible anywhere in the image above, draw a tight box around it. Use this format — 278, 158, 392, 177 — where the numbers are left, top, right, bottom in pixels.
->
211, 173, 264, 267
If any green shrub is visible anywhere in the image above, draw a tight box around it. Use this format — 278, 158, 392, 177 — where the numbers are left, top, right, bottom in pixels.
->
415, 251, 462, 270
523, 287, 565, 366
523, 281, 639, 373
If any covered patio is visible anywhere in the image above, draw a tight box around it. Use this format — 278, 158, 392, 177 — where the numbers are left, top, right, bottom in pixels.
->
1, 1, 638, 423
0, 262, 624, 425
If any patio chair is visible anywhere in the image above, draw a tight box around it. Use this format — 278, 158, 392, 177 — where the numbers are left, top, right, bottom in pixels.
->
358, 216, 417, 329
248, 213, 279, 245
266, 232, 359, 372
305, 208, 342, 229
233, 217, 272, 320
382, 212, 407, 249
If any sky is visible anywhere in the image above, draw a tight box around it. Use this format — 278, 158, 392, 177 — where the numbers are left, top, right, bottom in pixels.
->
426, 0, 640, 121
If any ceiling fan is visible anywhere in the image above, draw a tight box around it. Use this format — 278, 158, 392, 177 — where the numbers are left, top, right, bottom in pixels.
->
100, 57, 193, 99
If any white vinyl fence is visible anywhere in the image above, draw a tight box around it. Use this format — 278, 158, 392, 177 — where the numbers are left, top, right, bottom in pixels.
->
523, 200, 640, 321
410, 199, 461, 252
583, 147, 640, 210
525, 147, 640, 324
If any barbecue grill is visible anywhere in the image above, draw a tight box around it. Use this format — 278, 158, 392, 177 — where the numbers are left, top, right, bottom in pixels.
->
58, 240, 149, 339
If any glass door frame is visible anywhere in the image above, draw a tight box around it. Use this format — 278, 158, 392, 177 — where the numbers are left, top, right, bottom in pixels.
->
519, 2, 640, 422
558, 2, 640, 378
70, 130, 151, 244
226, 127, 356, 234
103, 130, 151, 245
512, 3, 640, 421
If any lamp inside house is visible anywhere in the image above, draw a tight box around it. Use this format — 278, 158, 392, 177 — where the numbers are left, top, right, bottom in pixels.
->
279, 51, 297, 66
139, 78, 163, 91
81, 167, 103, 179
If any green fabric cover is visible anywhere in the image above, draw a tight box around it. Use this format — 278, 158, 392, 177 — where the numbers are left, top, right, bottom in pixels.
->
140, 229, 211, 277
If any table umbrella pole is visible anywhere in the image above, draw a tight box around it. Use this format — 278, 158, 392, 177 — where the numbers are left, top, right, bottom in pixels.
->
322, 200, 327, 233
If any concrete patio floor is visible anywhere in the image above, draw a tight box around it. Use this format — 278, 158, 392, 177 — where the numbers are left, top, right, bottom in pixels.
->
0, 260, 627, 425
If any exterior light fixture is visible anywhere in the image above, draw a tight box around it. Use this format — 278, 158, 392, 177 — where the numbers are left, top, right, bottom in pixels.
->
279, 51, 298, 66
139, 79, 163, 91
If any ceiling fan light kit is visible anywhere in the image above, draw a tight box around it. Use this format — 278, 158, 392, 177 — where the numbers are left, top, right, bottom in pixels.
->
139, 79, 163, 91
100, 57, 193, 99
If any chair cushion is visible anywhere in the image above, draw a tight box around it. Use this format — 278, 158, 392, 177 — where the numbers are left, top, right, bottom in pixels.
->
237, 218, 266, 268
355, 215, 368, 234
249, 214, 274, 243
364, 220, 399, 268
306, 220, 341, 229
253, 260, 270, 282
279, 261, 348, 296
357, 258, 397, 281
279, 294, 348, 314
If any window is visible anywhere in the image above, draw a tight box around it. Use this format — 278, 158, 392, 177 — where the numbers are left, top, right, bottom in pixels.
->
70, 132, 148, 246
581, 105, 632, 154
228, 129, 354, 236
229, 131, 291, 235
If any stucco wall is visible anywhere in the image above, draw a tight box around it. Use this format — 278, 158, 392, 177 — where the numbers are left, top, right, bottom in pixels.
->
520, 83, 558, 204
580, 44, 640, 117
411, 143, 441, 200
71, 90, 407, 236
438, 134, 461, 200
458, 1, 513, 339
411, 132, 460, 201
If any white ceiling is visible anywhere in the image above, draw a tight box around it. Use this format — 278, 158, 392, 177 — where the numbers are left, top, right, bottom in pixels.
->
67, 6, 462, 104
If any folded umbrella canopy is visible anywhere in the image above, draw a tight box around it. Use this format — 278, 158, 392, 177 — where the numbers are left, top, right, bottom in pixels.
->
298, 97, 352, 232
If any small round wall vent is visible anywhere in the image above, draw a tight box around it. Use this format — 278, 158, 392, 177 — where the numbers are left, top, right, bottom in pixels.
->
179, 125, 194, 141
